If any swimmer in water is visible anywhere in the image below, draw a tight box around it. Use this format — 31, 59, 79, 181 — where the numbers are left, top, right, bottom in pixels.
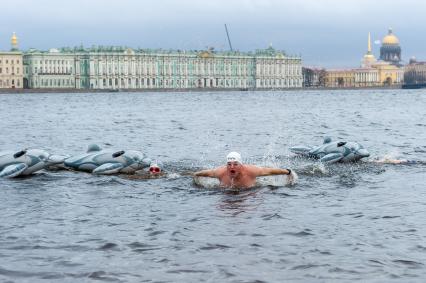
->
121, 163, 165, 180
193, 152, 296, 189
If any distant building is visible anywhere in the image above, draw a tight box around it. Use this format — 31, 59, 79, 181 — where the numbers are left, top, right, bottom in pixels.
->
324, 69, 355, 88
404, 59, 426, 86
380, 28, 402, 65
318, 30, 403, 88
24, 48, 75, 89
0, 33, 23, 89
302, 67, 326, 87
354, 68, 379, 87
24, 45, 303, 90
372, 61, 403, 85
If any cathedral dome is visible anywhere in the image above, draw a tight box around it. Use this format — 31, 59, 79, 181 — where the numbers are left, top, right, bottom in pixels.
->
382, 28, 399, 45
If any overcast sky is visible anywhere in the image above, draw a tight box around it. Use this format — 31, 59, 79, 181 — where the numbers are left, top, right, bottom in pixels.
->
1, 0, 425, 67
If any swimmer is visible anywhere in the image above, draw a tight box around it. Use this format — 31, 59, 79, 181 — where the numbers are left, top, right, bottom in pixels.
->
193, 152, 296, 189
121, 163, 165, 180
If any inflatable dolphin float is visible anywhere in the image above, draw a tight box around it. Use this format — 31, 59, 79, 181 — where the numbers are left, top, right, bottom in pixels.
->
0, 149, 67, 178
290, 137, 370, 163
64, 144, 152, 174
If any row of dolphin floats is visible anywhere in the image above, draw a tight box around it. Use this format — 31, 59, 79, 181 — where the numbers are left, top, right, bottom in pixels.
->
0, 144, 158, 178
0, 138, 370, 178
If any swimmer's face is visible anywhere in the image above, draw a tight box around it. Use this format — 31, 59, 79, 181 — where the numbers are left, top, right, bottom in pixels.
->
149, 165, 161, 175
227, 161, 242, 177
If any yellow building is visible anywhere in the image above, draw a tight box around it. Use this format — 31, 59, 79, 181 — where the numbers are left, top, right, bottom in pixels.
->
324, 31, 403, 88
324, 69, 355, 88
0, 33, 24, 89
354, 68, 379, 87
372, 61, 403, 85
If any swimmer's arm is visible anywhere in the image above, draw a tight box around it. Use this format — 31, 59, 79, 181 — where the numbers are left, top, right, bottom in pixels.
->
252, 166, 291, 177
193, 169, 218, 178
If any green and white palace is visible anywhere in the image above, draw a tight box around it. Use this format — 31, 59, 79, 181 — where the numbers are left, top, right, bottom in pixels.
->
23, 45, 302, 90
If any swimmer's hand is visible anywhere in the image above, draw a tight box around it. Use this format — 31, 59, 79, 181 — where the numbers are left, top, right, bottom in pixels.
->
286, 169, 298, 186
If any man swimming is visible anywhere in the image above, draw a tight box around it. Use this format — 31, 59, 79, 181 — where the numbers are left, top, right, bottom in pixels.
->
193, 152, 296, 189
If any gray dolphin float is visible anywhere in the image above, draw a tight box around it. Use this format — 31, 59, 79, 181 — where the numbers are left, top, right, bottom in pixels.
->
0, 149, 67, 178
64, 144, 152, 174
290, 137, 370, 163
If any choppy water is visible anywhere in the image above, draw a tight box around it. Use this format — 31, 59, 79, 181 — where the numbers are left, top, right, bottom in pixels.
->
0, 89, 425, 282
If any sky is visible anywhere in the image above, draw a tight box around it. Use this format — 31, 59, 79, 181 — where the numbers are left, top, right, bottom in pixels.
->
1, 0, 425, 67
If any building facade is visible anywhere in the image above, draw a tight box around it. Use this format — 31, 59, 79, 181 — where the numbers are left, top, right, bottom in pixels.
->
24, 48, 76, 89
0, 52, 24, 89
24, 46, 303, 90
324, 69, 356, 88
403, 59, 426, 86
373, 62, 404, 85
354, 68, 379, 87
0, 33, 24, 89
320, 30, 403, 88
302, 67, 326, 87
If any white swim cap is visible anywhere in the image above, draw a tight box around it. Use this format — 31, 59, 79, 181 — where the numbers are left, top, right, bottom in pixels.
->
226, 152, 242, 164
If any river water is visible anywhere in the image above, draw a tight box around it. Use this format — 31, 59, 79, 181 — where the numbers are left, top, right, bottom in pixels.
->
0, 89, 425, 282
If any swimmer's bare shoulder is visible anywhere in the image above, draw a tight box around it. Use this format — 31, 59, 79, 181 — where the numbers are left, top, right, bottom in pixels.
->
242, 165, 263, 176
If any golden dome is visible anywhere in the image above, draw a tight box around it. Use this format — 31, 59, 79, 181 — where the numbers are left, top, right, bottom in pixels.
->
382, 28, 399, 45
